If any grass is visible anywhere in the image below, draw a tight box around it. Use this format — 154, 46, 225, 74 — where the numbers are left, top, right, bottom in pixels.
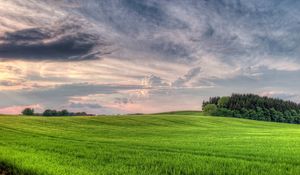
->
0, 112, 300, 175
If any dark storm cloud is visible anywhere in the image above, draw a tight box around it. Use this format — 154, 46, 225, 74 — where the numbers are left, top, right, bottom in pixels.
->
0, 23, 112, 61
3, 28, 52, 41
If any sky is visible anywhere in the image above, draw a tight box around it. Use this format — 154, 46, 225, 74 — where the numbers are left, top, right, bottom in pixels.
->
0, 0, 300, 114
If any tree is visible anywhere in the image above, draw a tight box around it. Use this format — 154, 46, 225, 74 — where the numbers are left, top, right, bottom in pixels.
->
203, 104, 218, 115
43, 109, 55, 116
217, 96, 230, 108
22, 108, 34, 116
58, 109, 69, 116
42, 109, 89, 117
202, 93, 300, 124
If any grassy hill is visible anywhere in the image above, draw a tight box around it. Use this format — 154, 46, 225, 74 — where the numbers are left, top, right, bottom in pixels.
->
0, 113, 300, 175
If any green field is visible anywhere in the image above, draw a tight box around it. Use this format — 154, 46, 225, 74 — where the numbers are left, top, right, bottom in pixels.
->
1, 112, 300, 175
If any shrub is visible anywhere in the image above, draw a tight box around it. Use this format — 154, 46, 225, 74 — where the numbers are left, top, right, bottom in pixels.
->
203, 104, 218, 115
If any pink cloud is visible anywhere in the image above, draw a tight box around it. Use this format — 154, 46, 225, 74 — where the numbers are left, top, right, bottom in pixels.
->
0, 104, 42, 115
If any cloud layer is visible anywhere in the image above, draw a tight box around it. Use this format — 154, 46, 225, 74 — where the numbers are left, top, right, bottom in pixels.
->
0, 0, 299, 114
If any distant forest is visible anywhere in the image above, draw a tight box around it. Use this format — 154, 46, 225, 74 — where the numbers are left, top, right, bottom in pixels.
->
202, 94, 300, 124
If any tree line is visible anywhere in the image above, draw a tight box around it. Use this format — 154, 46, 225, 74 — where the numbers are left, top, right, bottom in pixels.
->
22, 108, 94, 116
202, 94, 300, 124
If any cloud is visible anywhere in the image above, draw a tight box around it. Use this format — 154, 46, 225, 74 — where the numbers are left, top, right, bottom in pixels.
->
0, 83, 144, 109
0, 21, 113, 61
69, 102, 102, 109
172, 67, 201, 87
114, 97, 133, 105
0, 80, 24, 87
2, 0, 300, 65
257, 58, 300, 71
260, 91, 300, 102
143, 75, 169, 87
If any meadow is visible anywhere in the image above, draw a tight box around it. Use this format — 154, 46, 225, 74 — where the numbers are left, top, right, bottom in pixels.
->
0, 112, 300, 175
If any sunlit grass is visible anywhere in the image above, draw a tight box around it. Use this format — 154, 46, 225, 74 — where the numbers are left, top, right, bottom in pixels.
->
1, 113, 300, 175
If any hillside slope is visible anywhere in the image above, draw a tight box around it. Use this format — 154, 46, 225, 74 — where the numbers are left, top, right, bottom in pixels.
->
0, 114, 300, 175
